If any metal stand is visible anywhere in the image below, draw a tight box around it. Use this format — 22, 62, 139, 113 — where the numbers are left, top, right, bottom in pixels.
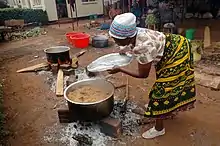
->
70, 3, 74, 30
74, 2, 79, 27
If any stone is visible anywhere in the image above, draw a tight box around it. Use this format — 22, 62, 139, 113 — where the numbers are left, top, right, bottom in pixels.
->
59, 64, 71, 69
100, 117, 122, 138
72, 133, 93, 145
63, 68, 75, 76
195, 71, 220, 90
66, 75, 77, 86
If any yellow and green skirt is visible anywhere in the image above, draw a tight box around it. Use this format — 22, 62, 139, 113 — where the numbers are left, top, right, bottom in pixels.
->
145, 34, 196, 118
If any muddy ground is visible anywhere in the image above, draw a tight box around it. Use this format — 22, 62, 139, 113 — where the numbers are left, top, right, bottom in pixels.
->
1, 22, 220, 146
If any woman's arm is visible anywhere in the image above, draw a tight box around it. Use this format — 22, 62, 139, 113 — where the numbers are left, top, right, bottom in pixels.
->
120, 62, 152, 78
118, 62, 152, 78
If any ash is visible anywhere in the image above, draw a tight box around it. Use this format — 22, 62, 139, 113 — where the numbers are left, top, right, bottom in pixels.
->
111, 100, 141, 136
37, 71, 69, 92
43, 119, 110, 146
39, 68, 142, 145
37, 67, 106, 93
43, 100, 141, 146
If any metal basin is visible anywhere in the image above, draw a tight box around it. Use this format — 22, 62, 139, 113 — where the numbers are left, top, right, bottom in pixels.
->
87, 53, 133, 72
64, 78, 115, 121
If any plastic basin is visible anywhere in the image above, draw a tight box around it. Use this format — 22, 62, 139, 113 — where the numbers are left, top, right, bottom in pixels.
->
66, 32, 79, 43
70, 33, 90, 49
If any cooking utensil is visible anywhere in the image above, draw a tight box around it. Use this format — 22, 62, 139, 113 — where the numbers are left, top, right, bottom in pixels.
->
75, 50, 87, 58
64, 78, 115, 121
92, 35, 109, 48
121, 76, 129, 113
87, 53, 133, 73
44, 46, 71, 64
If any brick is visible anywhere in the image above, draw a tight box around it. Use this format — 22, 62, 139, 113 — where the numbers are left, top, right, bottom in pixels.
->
66, 75, 77, 86
100, 117, 122, 138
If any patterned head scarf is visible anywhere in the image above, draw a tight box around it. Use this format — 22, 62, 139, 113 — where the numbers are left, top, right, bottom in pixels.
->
109, 13, 137, 39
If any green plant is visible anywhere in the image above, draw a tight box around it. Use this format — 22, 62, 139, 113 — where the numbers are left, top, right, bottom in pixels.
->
0, 8, 48, 24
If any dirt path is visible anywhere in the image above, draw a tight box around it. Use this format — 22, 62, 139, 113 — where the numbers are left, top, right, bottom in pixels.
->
0, 26, 220, 146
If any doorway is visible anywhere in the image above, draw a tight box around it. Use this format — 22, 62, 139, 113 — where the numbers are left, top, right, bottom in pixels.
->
56, 0, 68, 18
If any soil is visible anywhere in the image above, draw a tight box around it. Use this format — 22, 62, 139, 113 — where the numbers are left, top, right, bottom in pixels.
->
1, 21, 220, 146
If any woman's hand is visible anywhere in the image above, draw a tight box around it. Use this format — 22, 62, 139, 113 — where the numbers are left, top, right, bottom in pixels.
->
107, 66, 121, 74
117, 44, 133, 55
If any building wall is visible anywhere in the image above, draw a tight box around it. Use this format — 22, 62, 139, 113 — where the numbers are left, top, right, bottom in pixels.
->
7, 0, 104, 21
66, 0, 104, 18
44, 0, 58, 21
7, 0, 16, 6
43, 0, 104, 21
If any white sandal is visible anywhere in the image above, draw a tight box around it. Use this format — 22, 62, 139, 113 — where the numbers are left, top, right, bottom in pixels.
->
142, 127, 165, 139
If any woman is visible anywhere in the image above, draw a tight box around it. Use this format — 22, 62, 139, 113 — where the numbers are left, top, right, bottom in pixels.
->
108, 13, 196, 139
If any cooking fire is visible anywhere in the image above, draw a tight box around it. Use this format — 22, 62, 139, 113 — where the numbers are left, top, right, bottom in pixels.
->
17, 48, 144, 145
37, 67, 143, 145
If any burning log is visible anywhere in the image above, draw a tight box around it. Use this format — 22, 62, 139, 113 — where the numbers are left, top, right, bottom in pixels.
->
72, 133, 93, 146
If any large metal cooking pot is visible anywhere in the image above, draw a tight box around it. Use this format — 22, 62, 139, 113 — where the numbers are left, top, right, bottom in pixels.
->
64, 78, 115, 121
44, 46, 71, 64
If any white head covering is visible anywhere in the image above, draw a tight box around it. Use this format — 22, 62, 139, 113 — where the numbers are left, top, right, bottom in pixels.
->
109, 13, 137, 39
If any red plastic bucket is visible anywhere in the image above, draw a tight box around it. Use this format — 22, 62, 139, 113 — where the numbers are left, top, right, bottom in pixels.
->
65, 32, 79, 44
70, 33, 90, 49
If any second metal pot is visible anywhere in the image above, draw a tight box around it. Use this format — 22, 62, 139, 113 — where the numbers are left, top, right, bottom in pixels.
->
92, 35, 109, 48
44, 46, 71, 64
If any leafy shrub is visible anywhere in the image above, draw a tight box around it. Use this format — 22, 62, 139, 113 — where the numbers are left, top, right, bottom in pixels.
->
0, 8, 48, 25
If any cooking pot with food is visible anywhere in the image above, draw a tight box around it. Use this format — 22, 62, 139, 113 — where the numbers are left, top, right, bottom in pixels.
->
64, 78, 115, 121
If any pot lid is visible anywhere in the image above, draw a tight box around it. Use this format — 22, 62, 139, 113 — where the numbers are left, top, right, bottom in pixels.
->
92, 35, 108, 41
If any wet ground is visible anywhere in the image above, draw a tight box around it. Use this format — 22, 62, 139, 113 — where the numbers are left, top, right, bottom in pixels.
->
1, 21, 220, 146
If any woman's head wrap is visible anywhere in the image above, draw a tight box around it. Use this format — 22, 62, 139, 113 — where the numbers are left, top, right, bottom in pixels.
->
109, 13, 137, 39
